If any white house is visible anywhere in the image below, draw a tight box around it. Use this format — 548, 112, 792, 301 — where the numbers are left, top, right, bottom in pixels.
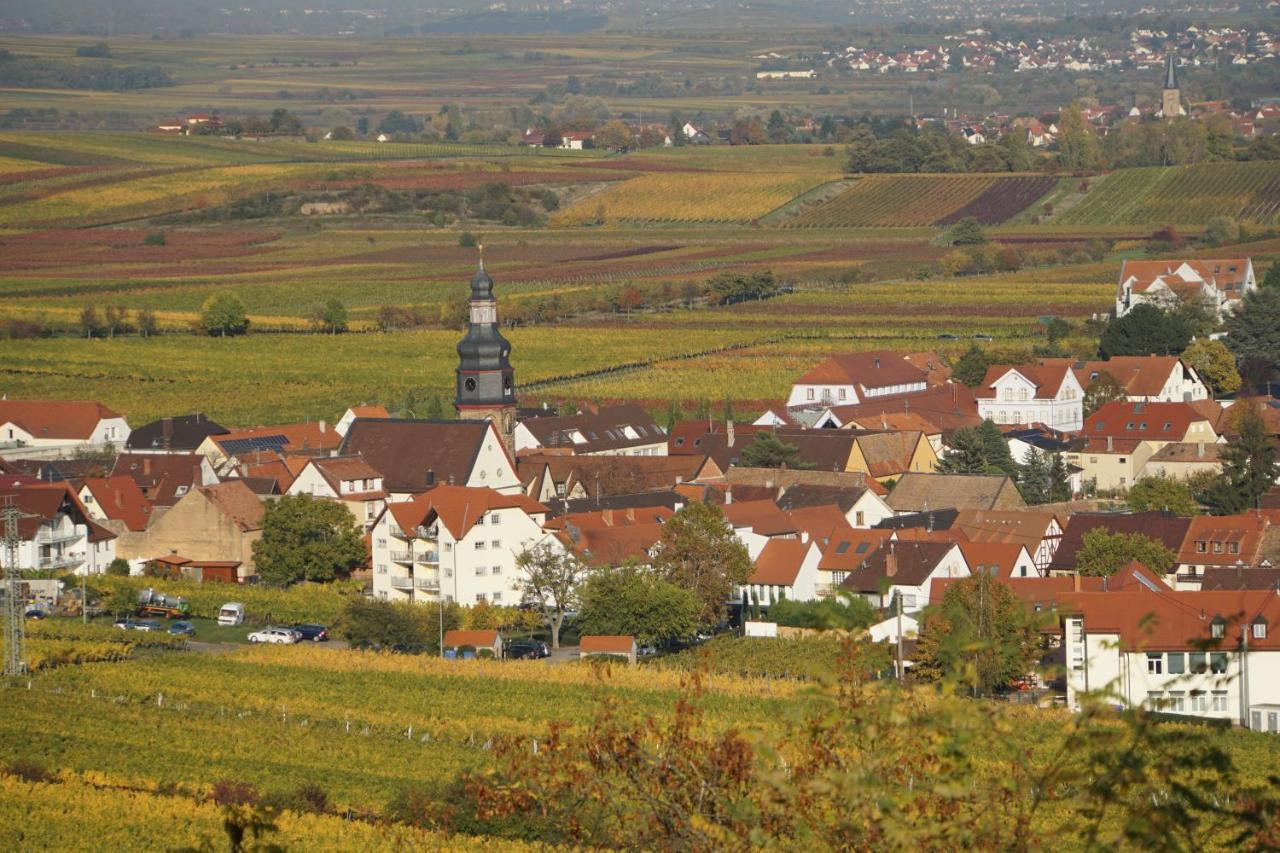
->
722, 499, 799, 560
334, 405, 390, 438
514, 404, 666, 457
370, 485, 557, 606
1057, 356, 1209, 404
285, 455, 387, 530
739, 538, 824, 607
0, 481, 115, 576
839, 540, 970, 612
340, 418, 521, 499
0, 400, 129, 456
1115, 259, 1256, 319
975, 364, 1084, 431
786, 352, 930, 410
1062, 590, 1280, 730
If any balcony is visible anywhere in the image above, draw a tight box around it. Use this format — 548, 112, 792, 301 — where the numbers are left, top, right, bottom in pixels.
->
36, 529, 81, 545
389, 551, 415, 564
39, 553, 84, 570
414, 551, 438, 565
390, 576, 415, 591
413, 576, 440, 593
388, 525, 411, 540
415, 525, 439, 540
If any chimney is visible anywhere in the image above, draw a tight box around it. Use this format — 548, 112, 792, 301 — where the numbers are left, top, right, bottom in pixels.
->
725, 485, 733, 505
161, 417, 173, 450
801, 530, 810, 544
143, 458, 151, 477
1106, 435, 1113, 452
1073, 572, 1081, 592
626, 507, 635, 523
602, 508, 614, 527
1197, 442, 1205, 458
886, 543, 898, 577
319, 419, 326, 434
426, 469, 435, 487
726, 420, 735, 448
874, 357, 881, 369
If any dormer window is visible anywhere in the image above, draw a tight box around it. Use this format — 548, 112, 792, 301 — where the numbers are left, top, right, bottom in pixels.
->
1253, 618, 1268, 640
1210, 616, 1226, 639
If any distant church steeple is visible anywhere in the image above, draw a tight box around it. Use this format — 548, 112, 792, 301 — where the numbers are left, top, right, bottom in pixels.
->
454, 247, 516, 453
1161, 53, 1183, 118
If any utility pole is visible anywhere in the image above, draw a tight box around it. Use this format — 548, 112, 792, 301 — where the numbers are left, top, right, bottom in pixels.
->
895, 593, 904, 681
3, 499, 30, 677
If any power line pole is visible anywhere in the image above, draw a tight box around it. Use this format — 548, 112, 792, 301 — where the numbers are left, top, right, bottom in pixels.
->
3, 499, 29, 677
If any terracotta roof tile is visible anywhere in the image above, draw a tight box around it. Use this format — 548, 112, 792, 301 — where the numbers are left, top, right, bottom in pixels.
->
749, 539, 812, 586
79, 475, 152, 532
580, 635, 636, 654
0, 400, 121, 440
197, 480, 265, 531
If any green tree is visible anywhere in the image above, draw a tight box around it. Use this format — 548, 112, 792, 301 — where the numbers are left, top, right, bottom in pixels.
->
199, 292, 249, 337
1057, 102, 1100, 170
767, 593, 874, 630
946, 217, 986, 245
338, 597, 460, 655
1075, 529, 1175, 577
1262, 263, 1280, 290
1201, 216, 1240, 248
515, 543, 586, 649
1127, 476, 1200, 515
1181, 338, 1241, 396
1100, 303, 1191, 358
1225, 287, 1280, 371
319, 298, 348, 335
1017, 448, 1069, 505
740, 431, 807, 469
652, 502, 752, 630
952, 344, 992, 387
577, 562, 701, 647
1083, 370, 1125, 417
251, 494, 366, 586
1203, 403, 1279, 514
936, 427, 988, 473
106, 558, 131, 577
976, 419, 1017, 477
135, 308, 158, 338
912, 571, 1043, 695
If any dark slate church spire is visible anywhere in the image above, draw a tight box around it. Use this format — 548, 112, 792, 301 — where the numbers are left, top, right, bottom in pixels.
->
1163, 52, 1179, 90
454, 246, 517, 452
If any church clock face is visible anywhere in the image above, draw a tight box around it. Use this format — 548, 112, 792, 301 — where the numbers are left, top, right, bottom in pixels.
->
464, 378, 477, 392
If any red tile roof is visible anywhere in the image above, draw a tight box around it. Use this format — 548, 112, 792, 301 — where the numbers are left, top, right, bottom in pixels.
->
197, 481, 265, 531
1083, 400, 1211, 442
79, 475, 152, 532
112, 452, 206, 508
443, 629, 500, 648
818, 528, 894, 572
749, 539, 811, 586
387, 485, 547, 541
1059, 589, 1280, 651
722, 500, 797, 537
573, 523, 663, 567
974, 364, 1072, 400
795, 352, 927, 390
957, 541, 1031, 580
0, 400, 121, 440
580, 635, 636, 654
1176, 512, 1273, 568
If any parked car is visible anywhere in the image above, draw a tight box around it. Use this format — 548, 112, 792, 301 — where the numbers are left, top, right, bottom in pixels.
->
113, 618, 139, 630
134, 620, 165, 632
973, 333, 994, 341
505, 639, 550, 660
168, 621, 197, 637
248, 627, 299, 644
291, 624, 329, 642
24, 608, 47, 620
218, 602, 245, 626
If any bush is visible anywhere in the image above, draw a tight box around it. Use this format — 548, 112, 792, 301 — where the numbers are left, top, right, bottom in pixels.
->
143, 232, 166, 246
458, 231, 478, 248
767, 595, 874, 631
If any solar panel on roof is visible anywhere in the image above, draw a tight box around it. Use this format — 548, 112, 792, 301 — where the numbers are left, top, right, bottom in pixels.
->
220, 436, 289, 455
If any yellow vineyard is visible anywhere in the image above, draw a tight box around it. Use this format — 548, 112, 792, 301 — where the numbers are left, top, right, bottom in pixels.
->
552, 172, 827, 225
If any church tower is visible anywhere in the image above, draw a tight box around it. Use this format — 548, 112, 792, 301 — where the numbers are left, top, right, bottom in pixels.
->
455, 252, 516, 453
1161, 53, 1183, 118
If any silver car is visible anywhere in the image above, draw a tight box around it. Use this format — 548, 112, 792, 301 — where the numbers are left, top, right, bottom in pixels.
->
247, 627, 300, 644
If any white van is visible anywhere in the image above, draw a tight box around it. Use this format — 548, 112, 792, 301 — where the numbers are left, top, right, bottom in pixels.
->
217, 602, 246, 626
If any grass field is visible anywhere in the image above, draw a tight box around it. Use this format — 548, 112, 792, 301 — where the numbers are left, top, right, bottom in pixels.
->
1055, 160, 1280, 227
0, 643, 1274, 849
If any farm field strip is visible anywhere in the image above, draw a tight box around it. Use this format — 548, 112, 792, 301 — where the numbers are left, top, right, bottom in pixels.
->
551, 171, 829, 225
1056, 161, 1280, 226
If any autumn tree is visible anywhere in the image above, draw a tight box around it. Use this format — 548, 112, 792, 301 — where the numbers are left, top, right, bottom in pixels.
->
1075, 529, 1175, 577
652, 501, 751, 630
593, 119, 633, 152
1127, 475, 1200, 516
1057, 102, 1100, 170
1083, 371, 1125, 417
913, 571, 1043, 695
515, 543, 586, 649
1181, 338, 1241, 396
199, 292, 249, 337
